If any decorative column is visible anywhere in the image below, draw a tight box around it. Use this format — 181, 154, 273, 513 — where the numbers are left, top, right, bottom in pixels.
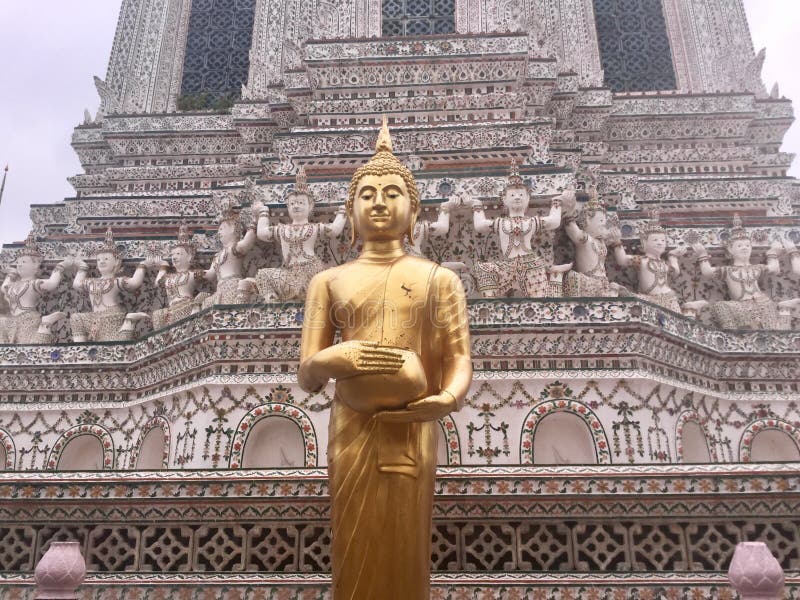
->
728, 542, 785, 600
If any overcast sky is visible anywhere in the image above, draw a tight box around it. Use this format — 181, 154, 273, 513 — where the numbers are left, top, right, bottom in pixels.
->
0, 1, 797, 247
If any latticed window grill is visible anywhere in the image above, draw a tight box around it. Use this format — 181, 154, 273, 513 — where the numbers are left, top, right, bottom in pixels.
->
593, 0, 677, 93
382, 0, 456, 37
180, 0, 256, 108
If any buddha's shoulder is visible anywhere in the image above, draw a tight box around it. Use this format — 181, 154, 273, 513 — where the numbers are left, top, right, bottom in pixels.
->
400, 256, 463, 288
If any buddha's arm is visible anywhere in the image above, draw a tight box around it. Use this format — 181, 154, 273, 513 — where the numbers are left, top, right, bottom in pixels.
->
666, 254, 681, 275
298, 273, 406, 393
155, 262, 169, 285
436, 271, 473, 406
0, 271, 15, 295
298, 274, 337, 393
610, 242, 632, 268
380, 271, 472, 423
606, 228, 632, 268
470, 200, 494, 234
202, 257, 218, 282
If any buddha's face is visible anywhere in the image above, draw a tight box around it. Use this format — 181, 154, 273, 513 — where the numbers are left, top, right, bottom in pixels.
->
15, 256, 40, 279
643, 233, 667, 257
585, 211, 608, 239
728, 239, 752, 262
352, 174, 413, 242
503, 186, 529, 212
96, 251, 120, 277
286, 193, 311, 221
171, 246, 192, 272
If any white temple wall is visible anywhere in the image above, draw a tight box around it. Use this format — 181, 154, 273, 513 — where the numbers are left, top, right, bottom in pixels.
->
2, 377, 797, 471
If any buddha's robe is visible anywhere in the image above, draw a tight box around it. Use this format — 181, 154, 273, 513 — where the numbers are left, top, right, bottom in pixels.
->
302, 253, 470, 600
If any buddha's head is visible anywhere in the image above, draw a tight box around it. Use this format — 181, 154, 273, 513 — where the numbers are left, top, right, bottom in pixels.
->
16, 234, 42, 279
346, 117, 420, 246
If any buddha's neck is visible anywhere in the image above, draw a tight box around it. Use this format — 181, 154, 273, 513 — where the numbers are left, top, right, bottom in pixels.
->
359, 239, 405, 261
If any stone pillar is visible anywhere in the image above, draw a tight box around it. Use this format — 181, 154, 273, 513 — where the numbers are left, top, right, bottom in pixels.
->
34, 541, 86, 600
728, 541, 785, 600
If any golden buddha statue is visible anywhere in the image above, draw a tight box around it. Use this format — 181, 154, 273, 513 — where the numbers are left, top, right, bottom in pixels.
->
298, 117, 472, 599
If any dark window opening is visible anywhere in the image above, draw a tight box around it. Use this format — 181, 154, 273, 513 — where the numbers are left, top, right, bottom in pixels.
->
382, 0, 456, 37
593, 0, 677, 93
180, 0, 256, 109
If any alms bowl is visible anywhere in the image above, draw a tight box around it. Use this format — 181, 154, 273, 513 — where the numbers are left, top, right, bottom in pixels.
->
336, 348, 427, 414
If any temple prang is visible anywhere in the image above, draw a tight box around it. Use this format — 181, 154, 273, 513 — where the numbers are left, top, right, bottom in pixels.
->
0, 1, 799, 598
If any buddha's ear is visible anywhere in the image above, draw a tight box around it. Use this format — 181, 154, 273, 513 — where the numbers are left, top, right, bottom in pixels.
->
348, 212, 358, 247
406, 211, 419, 245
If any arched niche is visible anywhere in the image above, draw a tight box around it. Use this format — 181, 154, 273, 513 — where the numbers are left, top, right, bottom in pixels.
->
129, 417, 171, 469
57, 435, 106, 471
436, 428, 448, 466
532, 411, 598, 465
749, 430, 800, 462
0, 428, 15, 470
521, 399, 611, 465
47, 425, 114, 470
676, 411, 715, 463
136, 427, 168, 470
680, 421, 711, 463
740, 418, 800, 463
229, 402, 317, 468
437, 415, 461, 466
241, 416, 306, 469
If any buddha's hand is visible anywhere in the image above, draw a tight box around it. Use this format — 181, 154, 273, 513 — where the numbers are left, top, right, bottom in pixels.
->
378, 392, 458, 423
316, 340, 406, 380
